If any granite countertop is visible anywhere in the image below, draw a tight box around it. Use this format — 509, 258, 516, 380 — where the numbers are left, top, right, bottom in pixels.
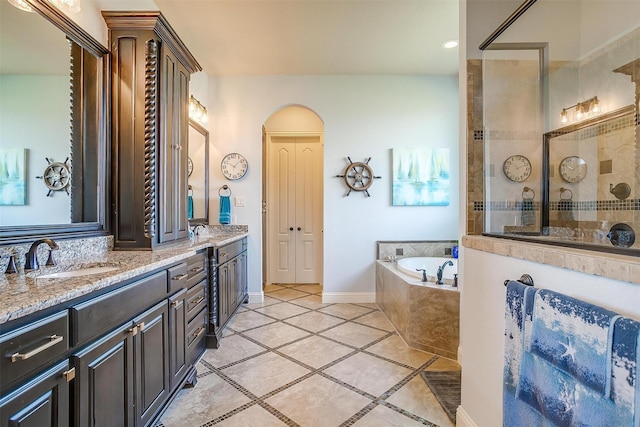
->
0, 231, 248, 325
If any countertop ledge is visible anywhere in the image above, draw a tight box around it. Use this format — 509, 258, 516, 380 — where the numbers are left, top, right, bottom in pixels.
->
462, 235, 640, 285
0, 232, 248, 325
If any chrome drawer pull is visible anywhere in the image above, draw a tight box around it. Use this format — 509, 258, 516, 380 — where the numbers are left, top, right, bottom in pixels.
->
172, 273, 188, 281
11, 335, 64, 362
190, 266, 204, 274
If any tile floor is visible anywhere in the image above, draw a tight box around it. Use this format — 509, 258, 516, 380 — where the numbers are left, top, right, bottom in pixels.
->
157, 284, 459, 427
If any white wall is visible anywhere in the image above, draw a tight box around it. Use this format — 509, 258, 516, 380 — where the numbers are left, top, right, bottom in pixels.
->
0, 75, 71, 225
209, 75, 460, 299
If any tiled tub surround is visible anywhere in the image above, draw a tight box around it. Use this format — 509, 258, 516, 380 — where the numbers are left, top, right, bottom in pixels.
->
377, 240, 458, 260
375, 261, 460, 360
0, 225, 248, 325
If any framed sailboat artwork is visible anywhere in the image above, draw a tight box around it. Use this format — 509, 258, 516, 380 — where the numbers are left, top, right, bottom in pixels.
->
392, 147, 450, 206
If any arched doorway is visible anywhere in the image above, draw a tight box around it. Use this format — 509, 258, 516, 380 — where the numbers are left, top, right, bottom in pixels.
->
263, 105, 324, 288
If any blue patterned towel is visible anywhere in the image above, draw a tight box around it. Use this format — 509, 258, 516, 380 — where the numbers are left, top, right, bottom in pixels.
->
219, 195, 231, 225
504, 286, 640, 427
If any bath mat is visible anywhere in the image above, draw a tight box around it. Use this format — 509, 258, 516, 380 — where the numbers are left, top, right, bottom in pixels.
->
420, 370, 461, 423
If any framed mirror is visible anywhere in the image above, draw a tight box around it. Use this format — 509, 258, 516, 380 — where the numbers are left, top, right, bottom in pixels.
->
0, 0, 109, 244
188, 119, 209, 225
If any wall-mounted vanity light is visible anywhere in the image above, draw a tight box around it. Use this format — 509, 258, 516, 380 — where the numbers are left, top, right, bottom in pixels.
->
189, 95, 208, 125
560, 96, 600, 124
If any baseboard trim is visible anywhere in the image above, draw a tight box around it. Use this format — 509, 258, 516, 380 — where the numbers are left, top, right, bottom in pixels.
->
456, 406, 478, 427
321, 292, 376, 303
247, 292, 263, 303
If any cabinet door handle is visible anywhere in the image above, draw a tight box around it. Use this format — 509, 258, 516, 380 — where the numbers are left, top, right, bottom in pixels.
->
219, 252, 227, 258
190, 266, 204, 274
11, 335, 64, 362
138, 322, 145, 332
172, 273, 188, 281
171, 300, 181, 308
63, 367, 76, 382
289, 227, 293, 231
297, 227, 302, 231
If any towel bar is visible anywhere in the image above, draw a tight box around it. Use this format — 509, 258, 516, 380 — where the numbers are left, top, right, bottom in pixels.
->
504, 274, 534, 287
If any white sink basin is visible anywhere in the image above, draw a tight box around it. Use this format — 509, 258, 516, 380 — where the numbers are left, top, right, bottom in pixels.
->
38, 266, 120, 279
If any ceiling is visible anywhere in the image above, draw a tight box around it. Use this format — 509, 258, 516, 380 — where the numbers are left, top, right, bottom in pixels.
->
153, 0, 460, 76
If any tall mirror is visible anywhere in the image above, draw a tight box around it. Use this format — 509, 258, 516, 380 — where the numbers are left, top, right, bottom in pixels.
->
0, 0, 108, 243
188, 119, 209, 225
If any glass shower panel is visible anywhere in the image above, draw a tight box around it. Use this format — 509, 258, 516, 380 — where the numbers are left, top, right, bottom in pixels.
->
483, 48, 543, 235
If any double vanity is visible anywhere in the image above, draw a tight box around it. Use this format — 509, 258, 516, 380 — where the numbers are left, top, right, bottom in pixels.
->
0, 229, 248, 426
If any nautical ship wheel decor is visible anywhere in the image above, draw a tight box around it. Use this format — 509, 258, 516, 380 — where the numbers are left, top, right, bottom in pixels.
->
335, 156, 381, 197
36, 157, 71, 196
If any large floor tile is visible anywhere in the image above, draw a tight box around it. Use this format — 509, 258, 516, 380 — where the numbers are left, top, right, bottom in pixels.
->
323, 352, 413, 397
320, 322, 389, 348
353, 310, 396, 332
385, 375, 455, 427
290, 284, 322, 294
201, 334, 266, 367
254, 301, 310, 319
159, 373, 250, 426
366, 335, 436, 368
267, 288, 311, 301
287, 294, 330, 309
215, 404, 287, 427
244, 296, 281, 309
283, 311, 345, 332
242, 322, 311, 348
226, 310, 276, 332
221, 352, 310, 397
265, 374, 371, 427
278, 335, 354, 369
263, 284, 286, 293
352, 404, 427, 426
318, 303, 374, 320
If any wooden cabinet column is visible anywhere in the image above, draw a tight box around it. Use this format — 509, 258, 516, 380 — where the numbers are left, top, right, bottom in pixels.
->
103, 12, 201, 249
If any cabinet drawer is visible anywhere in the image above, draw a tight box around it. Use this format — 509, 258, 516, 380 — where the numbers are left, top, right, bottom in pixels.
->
168, 262, 189, 293
217, 239, 245, 264
186, 252, 206, 288
186, 280, 206, 321
0, 311, 68, 389
70, 270, 168, 346
186, 308, 206, 365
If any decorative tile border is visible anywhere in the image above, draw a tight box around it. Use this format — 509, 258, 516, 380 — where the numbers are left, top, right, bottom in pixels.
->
156, 284, 454, 426
473, 199, 640, 212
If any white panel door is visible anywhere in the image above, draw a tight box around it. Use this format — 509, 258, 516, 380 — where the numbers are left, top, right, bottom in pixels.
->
267, 135, 322, 284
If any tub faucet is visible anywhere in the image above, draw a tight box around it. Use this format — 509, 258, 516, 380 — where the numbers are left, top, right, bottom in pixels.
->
25, 238, 59, 270
436, 260, 454, 285
416, 268, 428, 282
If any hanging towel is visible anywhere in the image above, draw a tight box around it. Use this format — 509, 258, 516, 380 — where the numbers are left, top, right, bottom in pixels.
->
219, 195, 231, 224
558, 199, 574, 222
187, 195, 194, 219
503, 282, 640, 427
521, 199, 535, 226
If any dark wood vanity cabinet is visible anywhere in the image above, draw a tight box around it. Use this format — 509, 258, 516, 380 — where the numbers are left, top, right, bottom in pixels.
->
103, 11, 201, 250
0, 250, 210, 427
207, 238, 248, 348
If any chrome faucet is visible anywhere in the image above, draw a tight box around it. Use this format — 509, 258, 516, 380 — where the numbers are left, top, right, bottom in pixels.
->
436, 260, 454, 285
24, 239, 59, 270
416, 268, 428, 282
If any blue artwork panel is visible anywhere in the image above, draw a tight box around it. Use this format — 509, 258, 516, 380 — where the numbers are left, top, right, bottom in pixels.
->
392, 147, 449, 206
0, 148, 27, 206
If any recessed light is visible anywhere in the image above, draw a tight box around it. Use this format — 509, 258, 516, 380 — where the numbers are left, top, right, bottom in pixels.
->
441, 40, 459, 49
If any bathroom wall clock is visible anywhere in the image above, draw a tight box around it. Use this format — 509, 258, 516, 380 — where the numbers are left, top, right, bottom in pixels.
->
187, 157, 194, 177
559, 156, 587, 183
503, 154, 531, 182
221, 152, 248, 180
